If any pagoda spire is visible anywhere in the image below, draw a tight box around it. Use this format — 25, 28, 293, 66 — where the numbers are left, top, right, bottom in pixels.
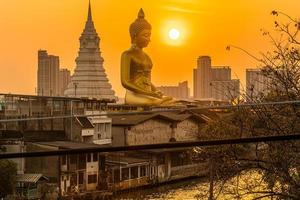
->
83, 0, 96, 33
87, 0, 92, 22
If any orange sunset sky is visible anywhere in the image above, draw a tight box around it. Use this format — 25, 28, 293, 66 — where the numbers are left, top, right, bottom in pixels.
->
0, 0, 299, 97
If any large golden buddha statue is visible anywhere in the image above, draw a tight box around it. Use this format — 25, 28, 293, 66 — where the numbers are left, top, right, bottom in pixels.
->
121, 9, 173, 105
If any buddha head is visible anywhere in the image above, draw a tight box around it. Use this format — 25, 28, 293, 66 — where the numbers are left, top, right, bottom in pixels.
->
129, 8, 152, 48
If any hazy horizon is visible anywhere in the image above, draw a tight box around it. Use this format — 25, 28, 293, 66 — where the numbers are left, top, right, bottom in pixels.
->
0, 0, 299, 97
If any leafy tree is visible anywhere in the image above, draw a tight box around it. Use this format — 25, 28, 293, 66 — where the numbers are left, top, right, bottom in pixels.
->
197, 11, 300, 199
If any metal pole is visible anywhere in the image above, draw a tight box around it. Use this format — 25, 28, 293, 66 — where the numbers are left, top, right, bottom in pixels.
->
73, 82, 78, 97
70, 100, 73, 140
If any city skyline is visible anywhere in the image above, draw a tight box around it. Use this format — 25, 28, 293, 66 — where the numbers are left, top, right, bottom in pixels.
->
0, 0, 299, 97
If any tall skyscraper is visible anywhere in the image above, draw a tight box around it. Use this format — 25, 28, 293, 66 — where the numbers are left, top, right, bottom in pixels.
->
64, 2, 117, 101
37, 50, 59, 96
157, 81, 190, 99
193, 56, 240, 101
59, 69, 71, 96
246, 68, 270, 100
193, 56, 212, 98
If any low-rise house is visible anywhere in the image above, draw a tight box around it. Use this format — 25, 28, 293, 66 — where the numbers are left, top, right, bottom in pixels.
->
26, 141, 108, 197
106, 155, 150, 191
70, 116, 95, 143
140, 148, 208, 183
16, 173, 49, 199
65, 111, 113, 146
110, 112, 211, 187
85, 110, 112, 145
111, 112, 209, 146
111, 114, 173, 146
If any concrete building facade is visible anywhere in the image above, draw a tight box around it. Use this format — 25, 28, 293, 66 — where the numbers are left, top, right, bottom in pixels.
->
59, 69, 71, 96
211, 66, 231, 81
246, 68, 270, 100
193, 56, 240, 101
211, 79, 240, 101
193, 56, 212, 98
37, 50, 60, 96
157, 81, 189, 100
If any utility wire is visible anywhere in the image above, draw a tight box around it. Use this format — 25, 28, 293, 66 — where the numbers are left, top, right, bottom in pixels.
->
0, 134, 299, 159
1, 100, 300, 123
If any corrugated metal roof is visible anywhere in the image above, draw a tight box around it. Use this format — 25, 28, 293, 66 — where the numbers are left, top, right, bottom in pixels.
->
76, 117, 94, 129
36, 141, 107, 149
16, 173, 48, 183
106, 156, 149, 165
111, 112, 209, 126
111, 114, 161, 126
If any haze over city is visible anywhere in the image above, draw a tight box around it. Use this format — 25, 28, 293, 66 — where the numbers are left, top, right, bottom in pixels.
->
0, 0, 299, 97
0, 1, 300, 199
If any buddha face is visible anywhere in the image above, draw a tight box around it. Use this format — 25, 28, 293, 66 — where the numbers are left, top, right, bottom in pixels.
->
134, 29, 151, 49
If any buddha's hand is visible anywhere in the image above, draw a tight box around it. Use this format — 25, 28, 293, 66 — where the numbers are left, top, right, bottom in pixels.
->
154, 90, 163, 98
162, 96, 173, 101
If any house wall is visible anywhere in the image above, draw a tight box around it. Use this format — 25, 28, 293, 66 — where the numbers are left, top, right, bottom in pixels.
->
126, 119, 172, 145
85, 111, 113, 145
82, 128, 94, 136
175, 118, 199, 141
4, 141, 25, 174
64, 118, 82, 142
108, 164, 150, 191
26, 143, 59, 182
111, 127, 126, 146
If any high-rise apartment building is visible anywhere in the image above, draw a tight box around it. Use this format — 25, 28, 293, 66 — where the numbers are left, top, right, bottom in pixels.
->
193, 56, 211, 98
157, 81, 190, 99
59, 69, 71, 96
37, 50, 59, 96
193, 56, 240, 101
246, 68, 270, 100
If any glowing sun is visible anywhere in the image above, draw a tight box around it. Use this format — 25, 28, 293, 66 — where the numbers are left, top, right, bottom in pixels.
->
168, 28, 180, 40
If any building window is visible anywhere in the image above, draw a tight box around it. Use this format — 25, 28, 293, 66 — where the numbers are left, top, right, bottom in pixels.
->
88, 174, 97, 184
78, 172, 84, 185
121, 168, 129, 181
70, 155, 77, 164
71, 174, 77, 186
62, 155, 67, 165
113, 169, 120, 183
140, 166, 146, 177
102, 124, 106, 133
93, 153, 98, 162
131, 166, 138, 179
171, 152, 190, 167
87, 154, 91, 162
157, 155, 165, 165
78, 154, 86, 169
99, 156, 105, 171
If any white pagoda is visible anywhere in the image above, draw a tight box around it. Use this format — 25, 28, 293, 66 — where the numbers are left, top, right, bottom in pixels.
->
64, 1, 117, 102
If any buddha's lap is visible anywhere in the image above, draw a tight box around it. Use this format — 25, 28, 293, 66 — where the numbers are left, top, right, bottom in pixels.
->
125, 90, 163, 105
